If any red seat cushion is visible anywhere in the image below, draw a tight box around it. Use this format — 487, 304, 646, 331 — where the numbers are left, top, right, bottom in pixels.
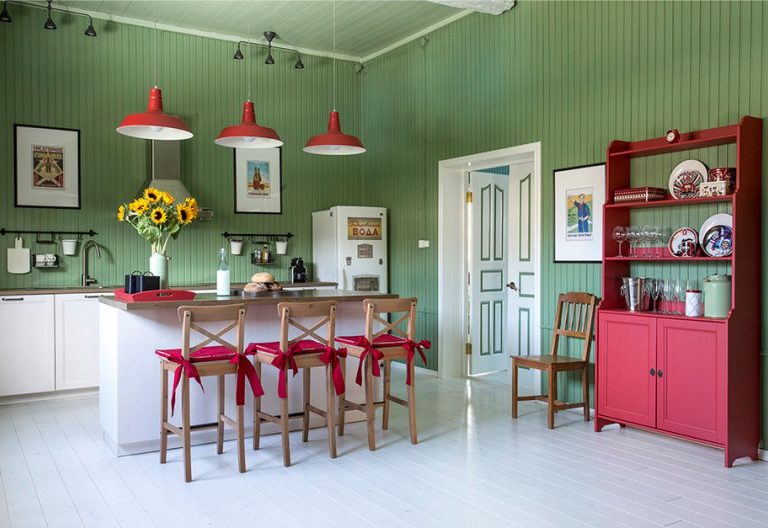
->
335, 334, 408, 348
245, 339, 327, 356
155, 345, 236, 363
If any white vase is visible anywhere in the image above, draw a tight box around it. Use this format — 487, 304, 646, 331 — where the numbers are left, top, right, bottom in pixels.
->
149, 253, 169, 289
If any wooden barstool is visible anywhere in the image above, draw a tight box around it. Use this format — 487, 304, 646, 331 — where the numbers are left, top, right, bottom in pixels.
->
246, 301, 345, 467
335, 298, 430, 451
156, 304, 263, 482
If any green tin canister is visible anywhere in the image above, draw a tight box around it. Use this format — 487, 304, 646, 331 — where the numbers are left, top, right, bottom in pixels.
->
703, 274, 732, 318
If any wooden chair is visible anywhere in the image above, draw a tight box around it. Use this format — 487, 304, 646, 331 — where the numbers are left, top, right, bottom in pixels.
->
156, 304, 263, 482
511, 292, 597, 429
246, 301, 344, 467
336, 298, 430, 451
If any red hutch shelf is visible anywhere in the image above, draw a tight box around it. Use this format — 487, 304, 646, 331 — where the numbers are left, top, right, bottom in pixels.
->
595, 117, 762, 467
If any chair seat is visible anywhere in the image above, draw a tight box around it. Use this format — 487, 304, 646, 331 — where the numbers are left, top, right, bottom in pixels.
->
513, 354, 586, 369
245, 339, 327, 356
335, 333, 407, 348
155, 345, 236, 363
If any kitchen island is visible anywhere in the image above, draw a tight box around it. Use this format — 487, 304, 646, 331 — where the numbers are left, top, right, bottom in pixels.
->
99, 289, 395, 455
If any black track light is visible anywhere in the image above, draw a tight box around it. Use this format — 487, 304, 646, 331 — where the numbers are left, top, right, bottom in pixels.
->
264, 30, 276, 65
44, 0, 56, 30
84, 16, 96, 37
265, 52, 274, 65
294, 53, 304, 69
0, 1, 11, 23
233, 45, 243, 60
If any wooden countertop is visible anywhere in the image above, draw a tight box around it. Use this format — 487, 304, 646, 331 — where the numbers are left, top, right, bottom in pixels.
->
0, 281, 336, 296
99, 289, 396, 311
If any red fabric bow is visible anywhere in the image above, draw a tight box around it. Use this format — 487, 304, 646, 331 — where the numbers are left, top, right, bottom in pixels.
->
167, 352, 204, 416
271, 344, 300, 398
230, 353, 264, 405
319, 346, 348, 395
403, 339, 431, 385
352, 337, 384, 386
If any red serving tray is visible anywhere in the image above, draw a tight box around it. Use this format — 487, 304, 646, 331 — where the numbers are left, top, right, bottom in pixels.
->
113, 288, 196, 303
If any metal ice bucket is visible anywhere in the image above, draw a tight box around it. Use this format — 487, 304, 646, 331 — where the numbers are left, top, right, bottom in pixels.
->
619, 277, 651, 312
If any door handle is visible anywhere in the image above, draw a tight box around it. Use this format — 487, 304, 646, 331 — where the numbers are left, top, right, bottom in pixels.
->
649, 368, 655, 376
657, 369, 663, 378
1, 297, 24, 301
506, 281, 518, 291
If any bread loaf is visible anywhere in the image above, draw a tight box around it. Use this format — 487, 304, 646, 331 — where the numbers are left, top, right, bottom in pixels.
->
251, 272, 274, 283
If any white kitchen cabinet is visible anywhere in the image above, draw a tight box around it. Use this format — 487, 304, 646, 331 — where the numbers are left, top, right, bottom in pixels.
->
55, 293, 105, 390
0, 294, 55, 396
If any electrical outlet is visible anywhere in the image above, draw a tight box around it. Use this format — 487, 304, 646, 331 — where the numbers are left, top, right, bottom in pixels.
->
418, 240, 430, 249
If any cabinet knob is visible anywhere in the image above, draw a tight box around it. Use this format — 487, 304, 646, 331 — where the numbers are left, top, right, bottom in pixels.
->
657, 370, 663, 378
649, 368, 655, 376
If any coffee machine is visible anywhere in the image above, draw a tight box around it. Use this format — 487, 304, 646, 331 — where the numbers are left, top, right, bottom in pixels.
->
290, 257, 307, 283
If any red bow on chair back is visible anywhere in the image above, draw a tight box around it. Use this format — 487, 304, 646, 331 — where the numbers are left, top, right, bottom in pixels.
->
319, 346, 348, 395
229, 353, 264, 405
403, 339, 431, 385
167, 351, 204, 416
271, 343, 300, 398
352, 337, 384, 386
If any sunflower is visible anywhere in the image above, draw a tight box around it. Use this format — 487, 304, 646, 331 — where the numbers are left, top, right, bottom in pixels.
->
160, 191, 175, 205
116, 205, 126, 222
128, 198, 149, 215
150, 207, 168, 225
176, 204, 193, 225
143, 187, 162, 203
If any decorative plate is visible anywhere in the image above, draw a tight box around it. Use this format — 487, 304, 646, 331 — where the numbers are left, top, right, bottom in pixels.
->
699, 213, 733, 257
668, 160, 707, 199
668, 227, 699, 257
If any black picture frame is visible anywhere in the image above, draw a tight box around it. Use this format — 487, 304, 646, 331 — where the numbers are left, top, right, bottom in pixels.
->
14, 124, 81, 209
233, 147, 283, 214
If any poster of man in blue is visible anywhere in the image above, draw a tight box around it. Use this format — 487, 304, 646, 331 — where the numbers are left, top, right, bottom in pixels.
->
566, 188, 593, 240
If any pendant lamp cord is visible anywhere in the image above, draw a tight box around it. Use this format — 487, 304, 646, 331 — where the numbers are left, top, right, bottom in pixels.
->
247, 20, 252, 101
332, 0, 336, 111
153, 3, 158, 88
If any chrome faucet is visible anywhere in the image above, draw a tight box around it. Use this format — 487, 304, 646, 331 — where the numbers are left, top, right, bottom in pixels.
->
81, 239, 102, 287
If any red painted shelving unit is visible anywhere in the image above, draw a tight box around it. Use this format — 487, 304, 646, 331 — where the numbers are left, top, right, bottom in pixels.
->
595, 116, 762, 467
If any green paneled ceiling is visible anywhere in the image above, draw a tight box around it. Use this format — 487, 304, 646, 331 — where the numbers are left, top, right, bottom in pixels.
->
55, 0, 467, 59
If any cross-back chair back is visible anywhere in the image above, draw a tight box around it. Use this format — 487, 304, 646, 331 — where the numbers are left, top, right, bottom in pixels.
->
277, 300, 337, 349
178, 304, 246, 360
549, 292, 596, 361
363, 297, 417, 342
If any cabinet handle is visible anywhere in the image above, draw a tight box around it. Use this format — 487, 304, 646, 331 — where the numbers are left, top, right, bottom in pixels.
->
84, 295, 101, 299
657, 369, 663, 378
649, 368, 655, 376
1, 297, 24, 301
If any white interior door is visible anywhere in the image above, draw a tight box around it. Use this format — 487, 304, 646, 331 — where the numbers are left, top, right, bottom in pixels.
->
507, 162, 539, 390
468, 170, 509, 375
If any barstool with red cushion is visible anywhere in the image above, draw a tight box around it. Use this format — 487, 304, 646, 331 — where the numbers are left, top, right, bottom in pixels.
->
156, 304, 263, 482
245, 300, 345, 467
335, 297, 430, 451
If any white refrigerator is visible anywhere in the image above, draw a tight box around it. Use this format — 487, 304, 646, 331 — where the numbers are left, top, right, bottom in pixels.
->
312, 206, 388, 293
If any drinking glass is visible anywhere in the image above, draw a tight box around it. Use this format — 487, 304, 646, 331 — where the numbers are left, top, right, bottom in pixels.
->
673, 279, 683, 315
652, 279, 663, 312
640, 225, 653, 257
650, 225, 663, 258
662, 280, 673, 314
612, 226, 628, 257
627, 226, 639, 257
645, 279, 656, 312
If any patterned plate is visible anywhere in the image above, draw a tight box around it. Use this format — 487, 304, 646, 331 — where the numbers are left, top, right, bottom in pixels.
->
668, 227, 699, 257
668, 160, 707, 199
701, 225, 733, 258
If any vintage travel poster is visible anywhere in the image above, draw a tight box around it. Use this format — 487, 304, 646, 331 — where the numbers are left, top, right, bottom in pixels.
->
32, 145, 65, 189
348, 217, 382, 240
247, 160, 271, 197
565, 186, 593, 240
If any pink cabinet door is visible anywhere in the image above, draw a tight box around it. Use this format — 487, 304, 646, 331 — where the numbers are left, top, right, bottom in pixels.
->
597, 312, 656, 427
656, 319, 726, 444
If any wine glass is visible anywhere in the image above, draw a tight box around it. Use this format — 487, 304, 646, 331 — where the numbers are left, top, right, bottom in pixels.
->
612, 226, 628, 257
649, 225, 662, 258
673, 279, 683, 315
652, 279, 663, 312
640, 225, 653, 257
627, 226, 639, 257
662, 280, 673, 314
645, 279, 656, 312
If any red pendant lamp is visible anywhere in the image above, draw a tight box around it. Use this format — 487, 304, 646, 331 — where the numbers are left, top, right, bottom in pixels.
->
216, 101, 282, 149
304, 1, 365, 156
116, 86, 193, 140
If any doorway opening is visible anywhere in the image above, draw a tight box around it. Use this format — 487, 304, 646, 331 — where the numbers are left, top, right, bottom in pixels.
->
437, 143, 542, 393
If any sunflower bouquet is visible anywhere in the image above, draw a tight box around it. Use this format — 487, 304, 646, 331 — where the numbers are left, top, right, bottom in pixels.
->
117, 187, 198, 255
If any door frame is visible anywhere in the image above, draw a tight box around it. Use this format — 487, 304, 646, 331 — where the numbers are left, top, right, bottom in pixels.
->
437, 142, 542, 379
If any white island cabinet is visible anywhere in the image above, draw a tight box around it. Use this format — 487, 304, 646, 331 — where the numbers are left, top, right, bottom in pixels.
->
55, 293, 105, 390
0, 294, 55, 396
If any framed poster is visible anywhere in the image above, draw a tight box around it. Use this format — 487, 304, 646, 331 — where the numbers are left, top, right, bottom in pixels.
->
234, 147, 282, 214
553, 163, 605, 262
14, 124, 80, 209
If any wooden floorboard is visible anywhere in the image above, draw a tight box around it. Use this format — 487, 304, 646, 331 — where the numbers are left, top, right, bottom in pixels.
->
0, 371, 766, 528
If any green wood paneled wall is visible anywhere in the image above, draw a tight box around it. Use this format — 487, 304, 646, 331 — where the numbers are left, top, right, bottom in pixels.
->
361, 0, 768, 443
0, 5, 367, 289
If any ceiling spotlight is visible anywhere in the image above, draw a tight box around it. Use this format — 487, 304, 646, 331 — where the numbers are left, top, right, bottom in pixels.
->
294, 53, 304, 70
84, 15, 96, 37
44, 0, 56, 30
264, 30, 276, 65
265, 52, 274, 65
355, 62, 365, 73
0, 1, 11, 23
233, 45, 243, 60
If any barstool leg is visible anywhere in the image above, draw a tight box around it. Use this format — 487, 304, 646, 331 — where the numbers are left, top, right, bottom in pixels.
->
302, 367, 311, 443
338, 358, 346, 437
182, 374, 192, 483
407, 359, 417, 445
365, 356, 376, 451
325, 365, 337, 458
382, 359, 391, 430
217, 375, 225, 455
253, 361, 262, 451
159, 363, 168, 464
237, 404, 246, 473
280, 396, 291, 467
511, 360, 519, 419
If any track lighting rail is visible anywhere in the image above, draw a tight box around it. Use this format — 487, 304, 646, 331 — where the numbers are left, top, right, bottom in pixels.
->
233, 31, 305, 69
0, 0, 97, 36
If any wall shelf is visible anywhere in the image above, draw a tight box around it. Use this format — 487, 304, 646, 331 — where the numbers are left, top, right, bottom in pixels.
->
605, 195, 733, 210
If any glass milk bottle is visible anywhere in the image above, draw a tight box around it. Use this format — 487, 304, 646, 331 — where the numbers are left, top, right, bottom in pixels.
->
216, 248, 230, 296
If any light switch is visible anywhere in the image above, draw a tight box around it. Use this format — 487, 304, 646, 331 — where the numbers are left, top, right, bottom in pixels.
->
418, 240, 430, 249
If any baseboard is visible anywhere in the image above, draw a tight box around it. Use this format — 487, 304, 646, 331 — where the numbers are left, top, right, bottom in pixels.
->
0, 387, 98, 406
760, 449, 767, 461
389, 361, 438, 377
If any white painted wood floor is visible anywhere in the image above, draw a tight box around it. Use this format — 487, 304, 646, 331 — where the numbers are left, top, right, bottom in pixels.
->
1, 370, 767, 528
